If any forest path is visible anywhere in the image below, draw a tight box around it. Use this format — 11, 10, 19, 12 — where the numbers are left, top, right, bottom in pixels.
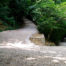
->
0, 18, 66, 66
0, 18, 39, 47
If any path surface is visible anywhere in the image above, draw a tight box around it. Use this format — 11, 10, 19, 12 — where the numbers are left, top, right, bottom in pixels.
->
0, 19, 66, 66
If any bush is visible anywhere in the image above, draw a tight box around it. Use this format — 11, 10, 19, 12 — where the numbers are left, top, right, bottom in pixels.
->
30, 0, 66, 44
0, 0, 37, 28
0, 5, 16, 27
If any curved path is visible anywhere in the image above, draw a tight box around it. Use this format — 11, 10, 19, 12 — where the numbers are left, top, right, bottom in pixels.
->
0, 18, 66, 66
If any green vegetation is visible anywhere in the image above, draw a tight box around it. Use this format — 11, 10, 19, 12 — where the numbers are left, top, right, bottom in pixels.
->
0, 0, 66, 44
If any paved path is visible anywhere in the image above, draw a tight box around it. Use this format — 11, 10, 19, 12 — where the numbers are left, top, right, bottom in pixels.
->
0, 19, 66, 66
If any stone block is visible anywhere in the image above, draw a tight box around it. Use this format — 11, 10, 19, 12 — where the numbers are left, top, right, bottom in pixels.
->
30, 33, 45, 45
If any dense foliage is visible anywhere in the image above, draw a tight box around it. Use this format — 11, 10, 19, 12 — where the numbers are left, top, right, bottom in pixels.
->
26, 0, 66, 44
0, 0, 15, 28
0, 0, 66, 44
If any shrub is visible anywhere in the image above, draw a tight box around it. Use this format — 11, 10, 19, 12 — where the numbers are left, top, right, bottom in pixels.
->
0, 5, 16, 27
30, 0, 66, 44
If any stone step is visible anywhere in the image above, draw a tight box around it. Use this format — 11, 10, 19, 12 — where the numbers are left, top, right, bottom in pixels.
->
30, 33, 45, 45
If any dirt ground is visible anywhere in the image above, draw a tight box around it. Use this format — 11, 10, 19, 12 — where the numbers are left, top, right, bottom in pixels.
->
0, 18, 66, 66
